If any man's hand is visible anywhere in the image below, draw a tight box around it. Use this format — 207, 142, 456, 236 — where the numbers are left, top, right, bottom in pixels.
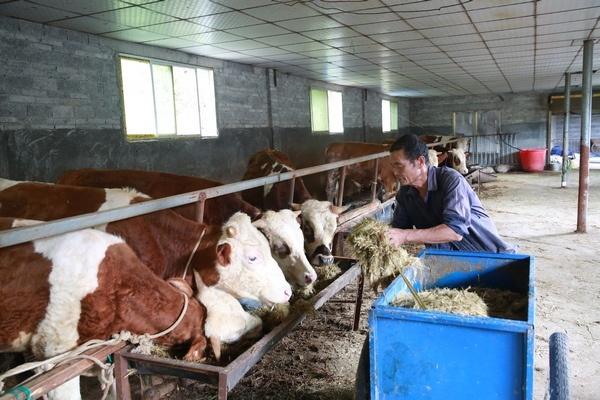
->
387, 228, 410, 246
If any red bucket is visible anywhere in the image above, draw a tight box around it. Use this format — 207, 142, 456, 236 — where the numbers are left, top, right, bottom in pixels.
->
519, 148, 546, 172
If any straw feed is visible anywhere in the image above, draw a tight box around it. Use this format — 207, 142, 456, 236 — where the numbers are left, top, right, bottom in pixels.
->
251, 303, 291, 331
346, 218, 421, 291
295, 263, 343, 299
472, 287, 528, 320
391, 287, 488, 317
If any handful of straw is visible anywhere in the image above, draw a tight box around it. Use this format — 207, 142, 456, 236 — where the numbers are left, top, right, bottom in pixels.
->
392, 287, 488, 317
346, 218, 424, 307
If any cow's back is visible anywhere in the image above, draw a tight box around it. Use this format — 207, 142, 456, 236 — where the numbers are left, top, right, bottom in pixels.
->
58, 169, 260, 223
0, 181, 108, 220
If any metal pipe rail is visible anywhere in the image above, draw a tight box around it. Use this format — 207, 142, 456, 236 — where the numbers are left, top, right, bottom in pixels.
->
0, 151, 390, 248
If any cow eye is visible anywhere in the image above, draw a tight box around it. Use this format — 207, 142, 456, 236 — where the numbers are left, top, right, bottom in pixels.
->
274, 243, 291, 258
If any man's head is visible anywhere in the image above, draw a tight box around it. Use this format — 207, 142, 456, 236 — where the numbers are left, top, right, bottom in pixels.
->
389, 134, 430, 187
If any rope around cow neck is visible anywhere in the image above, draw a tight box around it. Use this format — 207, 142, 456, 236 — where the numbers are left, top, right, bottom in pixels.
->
182, 227, 207, 280
0, 292, 189, 399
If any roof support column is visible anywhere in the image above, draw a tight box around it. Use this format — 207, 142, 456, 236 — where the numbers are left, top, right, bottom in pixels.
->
576, 39, 593, 233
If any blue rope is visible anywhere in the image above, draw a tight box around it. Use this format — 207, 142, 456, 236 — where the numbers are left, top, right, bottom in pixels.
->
6, 385, 31, 400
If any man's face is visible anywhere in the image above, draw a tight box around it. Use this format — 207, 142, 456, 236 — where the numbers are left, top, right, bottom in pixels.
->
390, 149, 426, 186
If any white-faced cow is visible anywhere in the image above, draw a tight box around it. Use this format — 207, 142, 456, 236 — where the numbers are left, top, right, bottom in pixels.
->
0, 179, 292, 356
324, 142, 398, 203
57, 168, 261, 224
242, 149, 347, 267
0, 217, 207, 400
56, 169, 316, 288
420, 135, 470, 175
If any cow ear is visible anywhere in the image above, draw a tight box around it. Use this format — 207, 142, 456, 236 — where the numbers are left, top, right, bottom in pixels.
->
329, 204, 350, 215
290, 202, 302, 211
217, 243, 232, 266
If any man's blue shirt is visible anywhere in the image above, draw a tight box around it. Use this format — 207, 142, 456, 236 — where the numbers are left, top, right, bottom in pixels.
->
392, 166, 515, 253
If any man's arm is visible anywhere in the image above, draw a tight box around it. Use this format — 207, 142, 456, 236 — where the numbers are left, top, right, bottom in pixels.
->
388, 224, 463, 246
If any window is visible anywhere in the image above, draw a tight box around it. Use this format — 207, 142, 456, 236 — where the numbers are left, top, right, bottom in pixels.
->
310, 88, 344, 134
382, 99, 398, 133
119, 56, 217, 139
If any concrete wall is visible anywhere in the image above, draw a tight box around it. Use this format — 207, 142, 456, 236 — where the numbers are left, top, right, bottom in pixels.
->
0, 15, 404, 183
409, 91, 551, 150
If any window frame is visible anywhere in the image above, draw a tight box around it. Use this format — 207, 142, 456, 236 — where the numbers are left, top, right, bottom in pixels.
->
382, 98, 398, 133
309, 87, 344, 135
117, 54, 218, 141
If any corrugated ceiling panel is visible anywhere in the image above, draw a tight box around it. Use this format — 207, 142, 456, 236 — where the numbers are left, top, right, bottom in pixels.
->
276, 15, 342, 31
216, 39, 269, 51
467, 3, 534, 22
144, 0, 231, 19
352, 20, 413, 35
50, 16, 129, 33
102, 28, 168, 42
475, 16, 534, 32
225, 24, 290, 39
322, 36, 377, 48
39, 0, 128, 14
0, 0, 76, 22
94, 7, 176, 27
191, 11, 262, 30
255, 33, 311, 46
143, 20, 212, 36
406, 12, 470, 29
242, 3, 318, 21
302, 27, 357, 40
184, 31, 242, 45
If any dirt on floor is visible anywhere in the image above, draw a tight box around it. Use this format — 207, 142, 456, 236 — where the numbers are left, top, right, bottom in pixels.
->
14, 170, 600, 399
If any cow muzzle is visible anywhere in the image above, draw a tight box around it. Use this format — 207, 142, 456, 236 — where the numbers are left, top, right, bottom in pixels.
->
310, 244, 334, 266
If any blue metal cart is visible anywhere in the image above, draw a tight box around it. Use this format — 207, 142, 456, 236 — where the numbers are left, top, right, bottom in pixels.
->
366, 249, 535, 400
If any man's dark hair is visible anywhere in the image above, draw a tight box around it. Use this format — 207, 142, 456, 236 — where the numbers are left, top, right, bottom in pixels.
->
389, 134, 429, 165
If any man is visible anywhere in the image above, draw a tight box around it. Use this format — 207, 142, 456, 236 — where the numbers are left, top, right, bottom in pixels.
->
387, 134, 515, 253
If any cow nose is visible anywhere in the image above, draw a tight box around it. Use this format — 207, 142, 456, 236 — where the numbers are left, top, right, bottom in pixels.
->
305, 273, 314, 284
318, 254, 334, 265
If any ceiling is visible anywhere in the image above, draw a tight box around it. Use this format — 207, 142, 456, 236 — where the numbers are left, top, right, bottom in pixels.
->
1, 0, 600, 97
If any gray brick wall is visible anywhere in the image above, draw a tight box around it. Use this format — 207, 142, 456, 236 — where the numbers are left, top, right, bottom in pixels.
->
0, 14, 409, 182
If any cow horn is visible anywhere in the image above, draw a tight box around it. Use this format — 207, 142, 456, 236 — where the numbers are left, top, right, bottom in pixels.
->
167, 278, 193, 298
290, 202, 302, 211
225, 226, 237, 238
329, 204, 350, 215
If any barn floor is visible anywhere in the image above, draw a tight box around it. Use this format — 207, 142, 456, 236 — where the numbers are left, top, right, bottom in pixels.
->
79, 170, 599, 399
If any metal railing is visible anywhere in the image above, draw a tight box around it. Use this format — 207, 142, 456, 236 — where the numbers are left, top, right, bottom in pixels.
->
467, 133, 519, 167
0, 150, 390, 248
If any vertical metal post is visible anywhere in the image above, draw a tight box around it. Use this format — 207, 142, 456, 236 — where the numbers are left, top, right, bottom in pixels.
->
561, 73, 571, 188
288, 177, 296, 208
546, 110, 552, 168
337, 166, 347, 207
353, 271, 365, 331
371, 158, 379, 201
195, 192, 207, 224
577, 39, 593, 233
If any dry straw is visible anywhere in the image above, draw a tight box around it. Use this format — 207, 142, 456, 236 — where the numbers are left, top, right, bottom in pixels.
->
346, 218, 422, 293
392, 287, 488, 317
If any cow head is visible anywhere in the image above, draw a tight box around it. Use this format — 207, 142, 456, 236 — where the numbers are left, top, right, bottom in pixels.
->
211, 212, 292, 305
253, 209, 318, 288
448, 148, 469, 175
294, 200, 346, 266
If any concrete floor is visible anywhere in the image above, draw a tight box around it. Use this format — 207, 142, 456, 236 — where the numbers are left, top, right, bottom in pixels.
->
481, 170, 600, 400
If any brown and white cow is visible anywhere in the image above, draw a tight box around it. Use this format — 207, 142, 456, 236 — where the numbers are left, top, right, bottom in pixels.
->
57, 168, 261, 224
56, 169, 316, 288
241, 149, 346, 266
0, 179, 292, 352
324, 142, 398, 203
0, 217, 207, 399
420, 135, 470, 175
